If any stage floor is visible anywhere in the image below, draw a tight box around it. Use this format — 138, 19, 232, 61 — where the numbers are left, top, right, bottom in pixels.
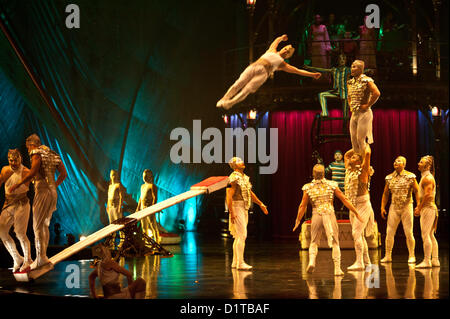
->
0, 232, 448, 299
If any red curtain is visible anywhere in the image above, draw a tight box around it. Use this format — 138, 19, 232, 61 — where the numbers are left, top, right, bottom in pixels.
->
269, 108, 417, 238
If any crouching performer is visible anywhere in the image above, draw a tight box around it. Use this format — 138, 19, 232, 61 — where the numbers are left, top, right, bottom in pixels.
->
89, 243, 146, 299
293, 164, 362, 275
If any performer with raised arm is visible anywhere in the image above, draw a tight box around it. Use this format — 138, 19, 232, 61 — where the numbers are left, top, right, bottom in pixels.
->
217, 34, 321, 110
347, 60, 380, 155
89, 243, 146, 299
380, 156, 419, 264
136, 169, 160, 244
303, 54, 351, 117
344, 145, 375, 271
9, 134, 67, 269
414, 156, 439, 268
226, 157, 268, 270
0, 149, 32, 272
293, 164, 362, 276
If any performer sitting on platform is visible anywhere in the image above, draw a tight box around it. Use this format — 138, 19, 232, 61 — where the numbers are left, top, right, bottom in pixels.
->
217, 34, 321, 110
106, 169, 125, 247
380, 156, 419, 264
325, 150, 346, 193
89, 243, 146, 299
414, 156, 440, 268
136, 169, 160, 244
227, 157, 268, 270
347, 60, 380, 155
9, 134, 67, 270
344, 145, 375, 271
0, 149, 32, 272
303, 54, 351, 117
293, 164, 362, 276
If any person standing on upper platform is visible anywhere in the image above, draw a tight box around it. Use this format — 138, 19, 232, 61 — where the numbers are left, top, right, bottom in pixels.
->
347, 60, 380, 155
217, 34, 321, 110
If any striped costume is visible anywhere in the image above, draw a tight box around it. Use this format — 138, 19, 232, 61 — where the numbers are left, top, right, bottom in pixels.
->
325, 160, 345, 192
304, 65, 351, 117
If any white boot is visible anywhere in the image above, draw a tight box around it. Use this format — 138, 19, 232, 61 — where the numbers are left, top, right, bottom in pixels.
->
407, 256, 416, 264
237, 262, 253, 271
415, 258, 432, 268
431, 257, 440, 267
3, 239, 24, 272
306, 252, 316, 273
334, 259, 344, 276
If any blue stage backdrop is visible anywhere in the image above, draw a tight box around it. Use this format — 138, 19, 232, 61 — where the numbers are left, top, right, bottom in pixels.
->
0, 0, 244, 241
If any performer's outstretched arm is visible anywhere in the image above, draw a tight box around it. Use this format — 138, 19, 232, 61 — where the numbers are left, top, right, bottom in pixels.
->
278, 62, 321, 79
251, 191, 268, 215
293, 192, 309, 231
334, 188, 362, 222
380, 182, 390, 219
267, 34, 288, 52
303, 65, 332, 73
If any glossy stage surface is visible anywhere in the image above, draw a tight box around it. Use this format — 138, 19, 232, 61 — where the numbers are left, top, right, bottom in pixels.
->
0, 232, 448, 299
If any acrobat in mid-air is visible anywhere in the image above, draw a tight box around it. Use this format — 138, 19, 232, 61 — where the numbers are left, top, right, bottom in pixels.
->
216, 34, 321, 110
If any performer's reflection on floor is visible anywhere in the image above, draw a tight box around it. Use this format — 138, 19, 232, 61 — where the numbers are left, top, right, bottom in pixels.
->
231, 269, 252, 299
415, 267, 440, 299
141, 255, 161, 299
348, 270, 369, 299
383, 263, 416, 299
300, 250, 342, 299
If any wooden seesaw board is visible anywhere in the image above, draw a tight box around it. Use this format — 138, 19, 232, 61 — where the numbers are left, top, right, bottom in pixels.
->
13, 176, 229, 282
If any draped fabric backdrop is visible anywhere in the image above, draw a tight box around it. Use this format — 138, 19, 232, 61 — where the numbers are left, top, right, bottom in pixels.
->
269, 108, 418, 239
0, 0, 244, 241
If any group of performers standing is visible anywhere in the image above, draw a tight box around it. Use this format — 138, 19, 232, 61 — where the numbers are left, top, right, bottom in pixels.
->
218, 34, 440, 275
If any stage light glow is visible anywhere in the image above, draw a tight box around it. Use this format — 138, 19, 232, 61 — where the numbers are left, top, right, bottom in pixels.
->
223, 114, 228, 124
79, 235, 87, 241
248, 109, 257, 120
431, 106, 440, 117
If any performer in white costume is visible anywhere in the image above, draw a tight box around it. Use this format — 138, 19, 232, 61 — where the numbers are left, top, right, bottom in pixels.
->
0, 149, 32, 272
347, 60, 380, 155
106, 169, 125, 247
293, 164, 362, 275
414, 155, 439, 268
9, 134, 67, 269
136, 169, 160, 244
380, 156, 419, 263
344, 145, 375, 271
226, 157, 268, 270
89, 243, 146, 299
217, 34, 321, 110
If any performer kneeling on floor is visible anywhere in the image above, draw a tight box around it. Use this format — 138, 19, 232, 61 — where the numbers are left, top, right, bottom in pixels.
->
344, 145, 375, 271
217, 34, 321, 110
0, 149, 32, 272
89, 243, 146, 299
293, 164, 362, 276
227, 157, 268, 270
